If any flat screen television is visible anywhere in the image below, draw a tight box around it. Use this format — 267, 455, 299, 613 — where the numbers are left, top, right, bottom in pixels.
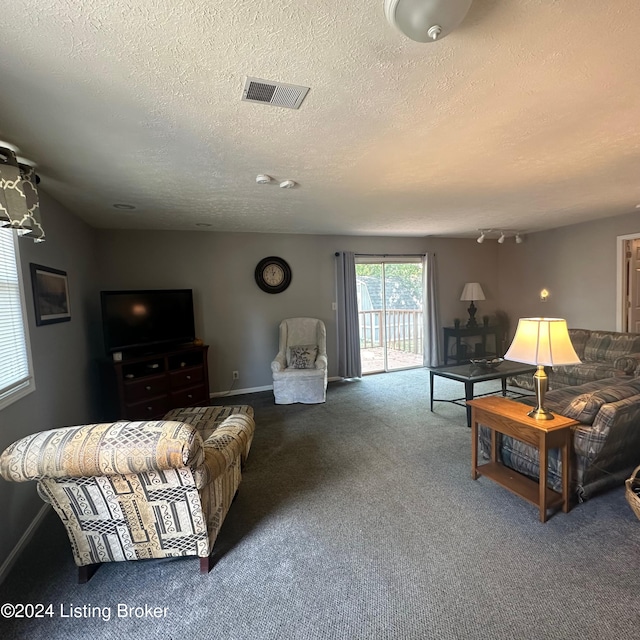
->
100, 289, 195, 354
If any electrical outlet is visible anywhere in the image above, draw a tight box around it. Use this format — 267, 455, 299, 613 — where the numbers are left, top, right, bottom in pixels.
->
232, 370, 239, 380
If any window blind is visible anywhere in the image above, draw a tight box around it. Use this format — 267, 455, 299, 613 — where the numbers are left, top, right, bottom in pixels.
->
0, 229, 33, 406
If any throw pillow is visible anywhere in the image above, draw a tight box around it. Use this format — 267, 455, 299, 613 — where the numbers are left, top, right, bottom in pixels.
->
287, 345, 318, 369
563, 394, 606, 425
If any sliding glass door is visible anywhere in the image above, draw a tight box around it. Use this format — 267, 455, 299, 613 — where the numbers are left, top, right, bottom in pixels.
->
355, 259, 423, 374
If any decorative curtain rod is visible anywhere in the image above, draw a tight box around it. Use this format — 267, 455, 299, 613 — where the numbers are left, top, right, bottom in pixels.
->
334, 252, 426, 257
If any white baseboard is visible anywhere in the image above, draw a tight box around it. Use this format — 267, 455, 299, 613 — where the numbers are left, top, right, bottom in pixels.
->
0, 503, 50, 585
210, 384, 273, 398
210, 377, 342, 398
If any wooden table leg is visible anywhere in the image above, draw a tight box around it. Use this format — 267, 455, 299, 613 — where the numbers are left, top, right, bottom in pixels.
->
471, 410, 479, 480
561, 430, 570, 513
539, 433, 548, 523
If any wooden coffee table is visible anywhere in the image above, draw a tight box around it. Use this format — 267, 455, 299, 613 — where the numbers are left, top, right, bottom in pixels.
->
429, 360, 536, 427
468, 396, 579, 522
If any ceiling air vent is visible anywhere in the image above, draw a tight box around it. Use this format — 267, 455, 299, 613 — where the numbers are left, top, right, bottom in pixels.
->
242, 77, 310, 109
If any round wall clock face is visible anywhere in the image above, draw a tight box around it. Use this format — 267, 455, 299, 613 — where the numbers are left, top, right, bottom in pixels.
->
255, 256, 292, 294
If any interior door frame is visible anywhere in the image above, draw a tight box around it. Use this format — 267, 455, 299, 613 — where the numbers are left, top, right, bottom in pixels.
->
616, 232, 640, 331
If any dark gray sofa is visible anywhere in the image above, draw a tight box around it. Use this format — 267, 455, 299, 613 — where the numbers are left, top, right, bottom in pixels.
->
479, 376, 640, 501
508, 328, 640, 391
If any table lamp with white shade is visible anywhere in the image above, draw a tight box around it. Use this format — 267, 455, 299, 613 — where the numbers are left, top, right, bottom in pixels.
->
460, 282, 485, 328
504, 318, 581, 420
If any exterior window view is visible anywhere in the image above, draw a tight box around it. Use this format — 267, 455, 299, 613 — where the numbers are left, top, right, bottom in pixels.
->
356, 261, 424, 373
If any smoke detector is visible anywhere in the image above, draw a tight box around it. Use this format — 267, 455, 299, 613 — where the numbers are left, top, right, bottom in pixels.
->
242, 77, 310, 109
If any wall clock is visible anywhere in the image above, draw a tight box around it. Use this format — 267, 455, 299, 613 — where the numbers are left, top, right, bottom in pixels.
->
255, 256, 292, 294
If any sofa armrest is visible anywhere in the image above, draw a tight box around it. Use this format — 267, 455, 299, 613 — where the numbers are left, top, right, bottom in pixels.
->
271, 352, 287, 373
315, 354, 328, 371
0, 421, 203, 482
192, 419, 252, 488
614, 353, 640, 375
574, 394, 640, 460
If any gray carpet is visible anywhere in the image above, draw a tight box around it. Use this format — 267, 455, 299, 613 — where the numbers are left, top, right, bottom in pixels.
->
1, 369, 639, 639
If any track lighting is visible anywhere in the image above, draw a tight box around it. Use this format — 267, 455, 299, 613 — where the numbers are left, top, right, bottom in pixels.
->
476, 229, 525, 244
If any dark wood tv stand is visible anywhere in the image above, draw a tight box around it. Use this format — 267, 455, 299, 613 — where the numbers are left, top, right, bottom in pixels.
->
105, 344, 210, 420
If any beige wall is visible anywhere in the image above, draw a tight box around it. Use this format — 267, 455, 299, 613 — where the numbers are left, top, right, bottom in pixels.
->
497, 211, 640, 334
0, 193, 99, 571
95, 231, 500, 393
5, 195, 636, 573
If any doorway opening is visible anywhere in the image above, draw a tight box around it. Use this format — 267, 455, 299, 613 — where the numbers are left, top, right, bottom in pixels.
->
617, 233, 640, 332
355, 259, 424, 374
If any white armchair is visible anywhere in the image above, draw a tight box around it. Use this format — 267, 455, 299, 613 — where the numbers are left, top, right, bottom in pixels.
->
271, 317, 328, 404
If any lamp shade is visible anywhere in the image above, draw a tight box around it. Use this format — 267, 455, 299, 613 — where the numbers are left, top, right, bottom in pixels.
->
460, 282, 485, 302
504, 318, 581, 366
0, 145, 44, 242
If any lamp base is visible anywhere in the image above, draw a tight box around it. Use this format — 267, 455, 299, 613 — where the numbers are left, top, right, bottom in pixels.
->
527, 407, 554, 420
466, 301, 478, 328
529, 364, 554, 420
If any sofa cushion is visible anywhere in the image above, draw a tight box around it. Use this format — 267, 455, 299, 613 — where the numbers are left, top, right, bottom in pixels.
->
569, 329, 591, 359
551, 363, 628, 387
583, 331, 640, 364
287, 344, 318, 368
562, 380, 640, 424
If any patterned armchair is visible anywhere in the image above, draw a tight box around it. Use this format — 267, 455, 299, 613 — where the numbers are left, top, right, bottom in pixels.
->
271, 317, 328, 404
0, 411, 254, 582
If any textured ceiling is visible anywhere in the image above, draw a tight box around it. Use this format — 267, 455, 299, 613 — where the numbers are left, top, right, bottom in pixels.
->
1, 1, 640, 237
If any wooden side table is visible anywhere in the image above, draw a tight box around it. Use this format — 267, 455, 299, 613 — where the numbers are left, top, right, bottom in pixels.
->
467, 396, 579, 522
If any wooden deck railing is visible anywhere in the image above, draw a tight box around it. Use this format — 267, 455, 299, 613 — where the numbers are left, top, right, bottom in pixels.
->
358, 309, 423, 354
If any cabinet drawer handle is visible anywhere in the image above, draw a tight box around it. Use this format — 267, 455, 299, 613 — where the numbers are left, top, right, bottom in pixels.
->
145, 385, 152, 391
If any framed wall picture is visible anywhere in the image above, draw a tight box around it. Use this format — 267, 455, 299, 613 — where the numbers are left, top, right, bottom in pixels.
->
30, 263, 71, 326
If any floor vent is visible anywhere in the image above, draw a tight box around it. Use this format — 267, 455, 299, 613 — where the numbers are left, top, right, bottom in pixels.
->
242, 77, 310, 109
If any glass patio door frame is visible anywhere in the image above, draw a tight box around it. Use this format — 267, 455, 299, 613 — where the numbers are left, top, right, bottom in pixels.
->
355, 257, 423, 375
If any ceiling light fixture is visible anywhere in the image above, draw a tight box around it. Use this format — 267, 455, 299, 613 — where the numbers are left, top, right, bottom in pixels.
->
477, 230, 485, 244
256, 174, 272, 184
498, 232, 505, 244
0, 140, 45, 242
515, 233, 523, 244
384, 0, 473, 43
279, 180, 296, 189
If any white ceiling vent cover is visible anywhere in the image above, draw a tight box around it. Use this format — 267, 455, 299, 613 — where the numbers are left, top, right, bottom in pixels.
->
242, 77, 310, 109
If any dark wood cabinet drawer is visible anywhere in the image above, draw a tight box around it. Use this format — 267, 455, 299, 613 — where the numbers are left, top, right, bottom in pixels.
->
170, 384, 208, 407
123, 375, 168, 403
170, 367, 203, 389
104, 345, 209, 420
125, 396, 170, 420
